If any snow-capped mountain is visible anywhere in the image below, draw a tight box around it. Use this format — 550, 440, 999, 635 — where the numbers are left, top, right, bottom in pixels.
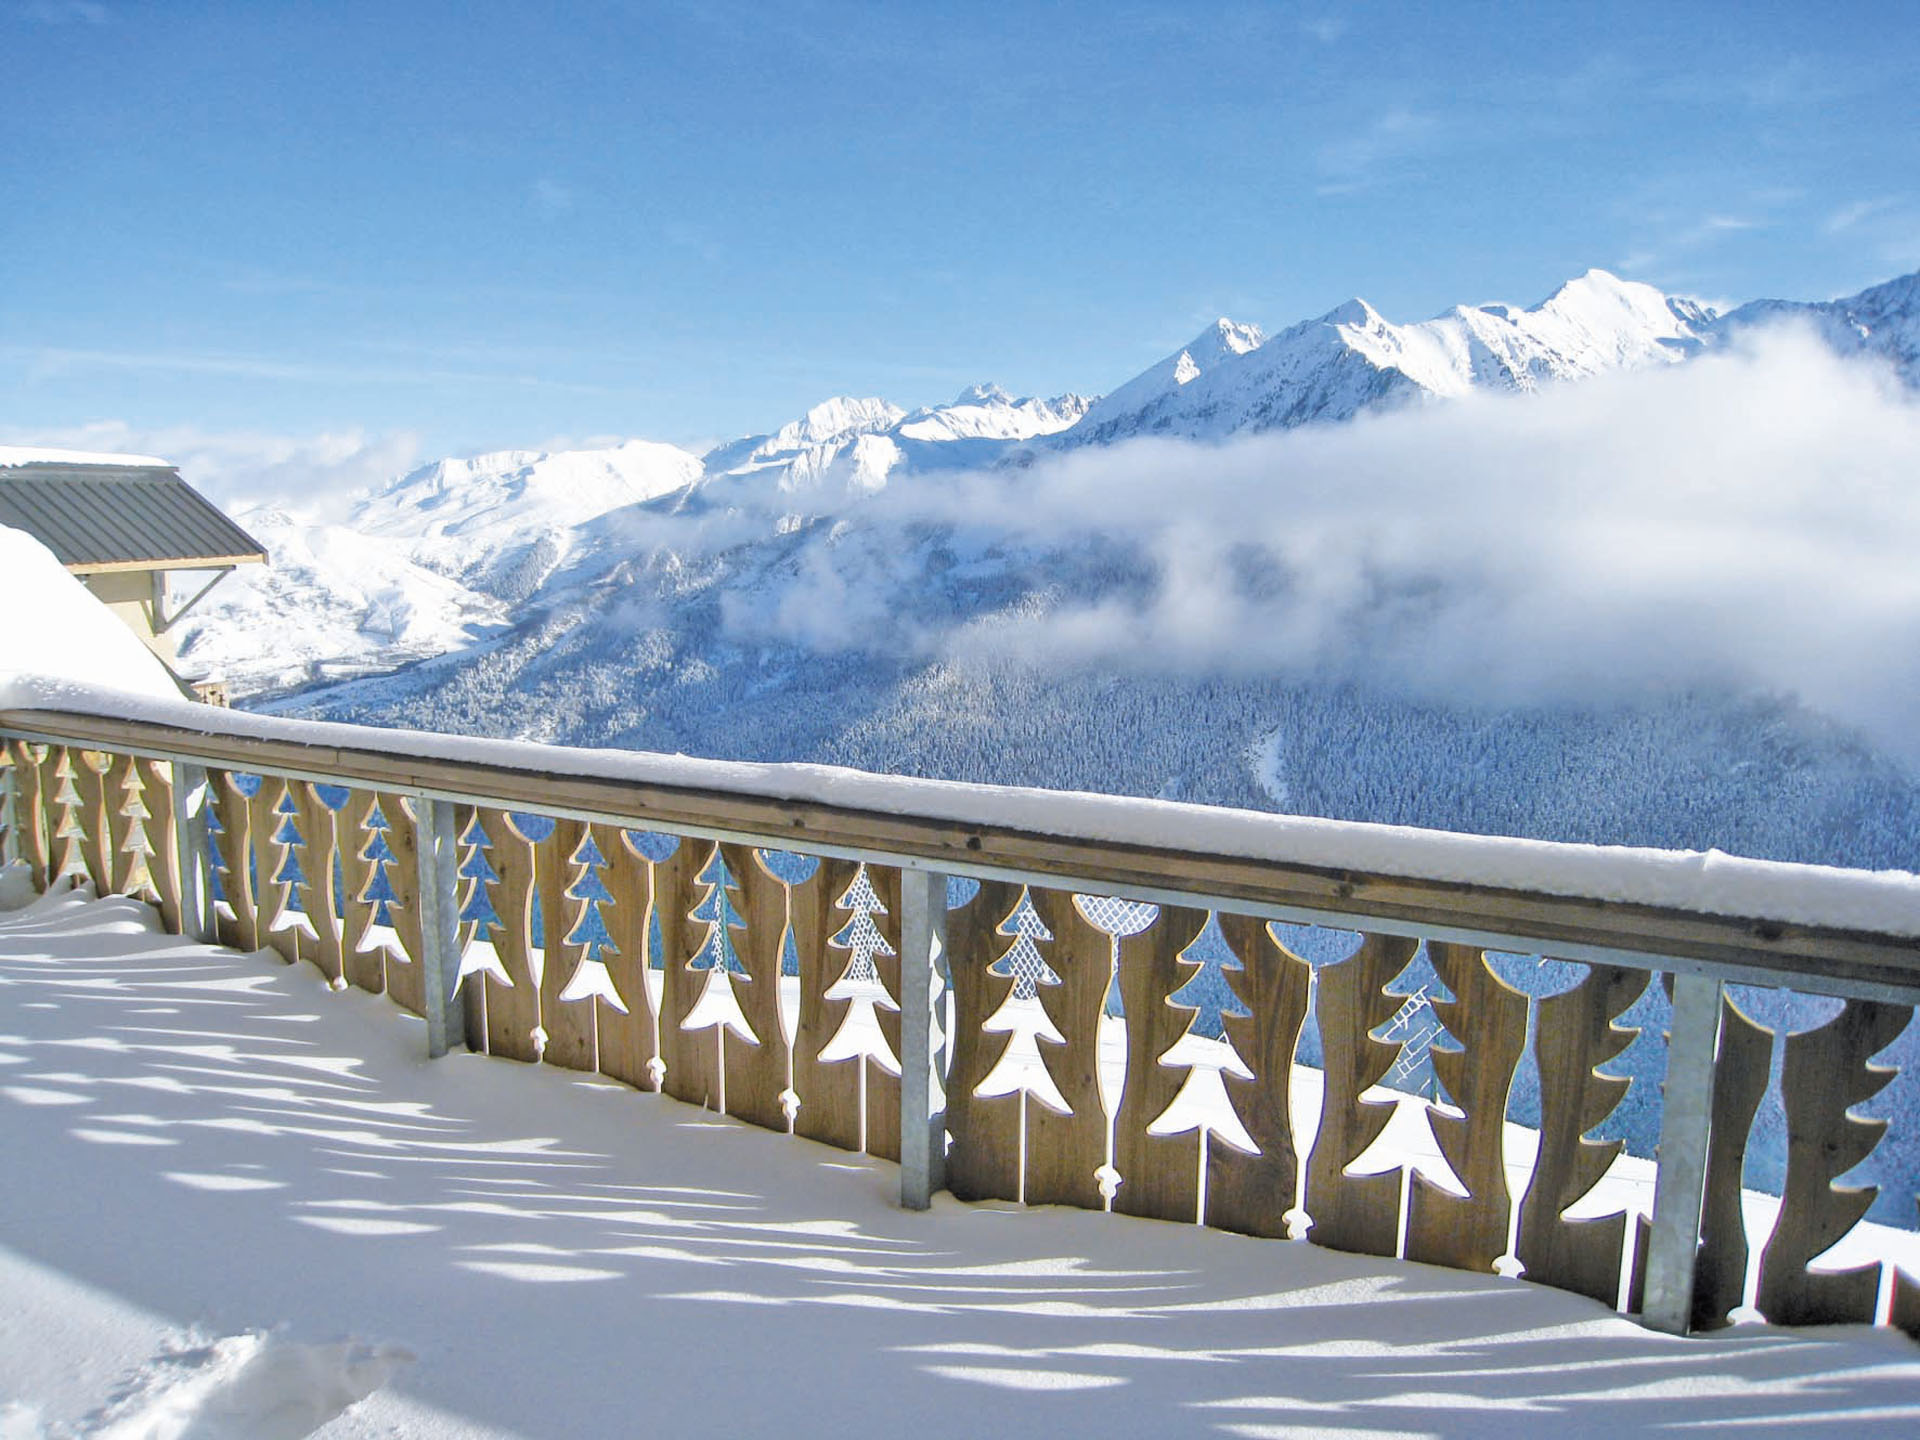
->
1712, 269, 1920, 384
695, 386, 1092, 501
1057, 270, 1715, 445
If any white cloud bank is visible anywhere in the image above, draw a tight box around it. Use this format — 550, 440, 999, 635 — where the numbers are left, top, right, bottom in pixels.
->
0, 421, 418, 514
811, 325, 1920, 761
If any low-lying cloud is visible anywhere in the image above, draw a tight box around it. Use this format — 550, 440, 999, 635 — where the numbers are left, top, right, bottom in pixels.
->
760, 325, 1920, 762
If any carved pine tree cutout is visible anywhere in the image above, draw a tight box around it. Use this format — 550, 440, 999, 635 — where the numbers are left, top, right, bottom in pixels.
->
71, 750, 111, 893
1112, 903, 1210, 1224
1024, 887, 1113, 1210
476, 810, 540, 1062
590, 826, 662, 1093
260, 780, 306, 965
716, 843, 796, 1135
942, 879, 1024, 1203
1515, 962, 1649, 1306
295, 783, 345, 986
105, 753, 152, 900
209, 770, 257, 950
790, 856, 866, 1149
48, 749, 92, 890
333, 790, 384, 995
1756, 999, 1911, 1326
1209, 915, 1313, 1240
1404, 943, 1529, 1274
1307, 932, 1418, 1257
135, 758, 179, 932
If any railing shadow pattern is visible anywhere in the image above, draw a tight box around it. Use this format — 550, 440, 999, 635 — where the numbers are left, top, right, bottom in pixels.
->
3, 737, 1917, 1341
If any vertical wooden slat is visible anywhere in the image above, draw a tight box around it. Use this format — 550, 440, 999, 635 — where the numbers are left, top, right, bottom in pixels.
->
211, 770, 258, 952
375, 792, 425, 1015
1306, 932, 1416, 1257
1895, 1210, 1920, 1340
294, 782, 344, 984
942, 879, 1023, 1203
657, 838, 717, 1109
336, 790, 383, 994
1113, 903, 1209, 1224
1515, 963, 1650, 1305
135, 758, 181, 934
1023, 887, 1110, 1211
593, 826, 659, 1090
253, 777, 299, 965
1404, 943, 1529, 1274
1690, 992, 1772, 1331
791, 857, 864, 1150
453, 805, 487, 1050
11, 742, 49, 889
1209, 915, 1313, 1239
866, 865, 905, 1162
72, 750, 111, 893
479, 810, 541, 1063
719, 844, 793, 1132
104, 752, 141, 896
537, 818, 598, 1072
1755, 999, 1910, 1326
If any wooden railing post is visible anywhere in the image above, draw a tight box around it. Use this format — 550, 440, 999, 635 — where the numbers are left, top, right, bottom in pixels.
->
171, 763, 217, 944
1, 756, 18, 870
413, 796, 461, 1060
898, 867, 948, 1210
1642, 972, 1725, 1335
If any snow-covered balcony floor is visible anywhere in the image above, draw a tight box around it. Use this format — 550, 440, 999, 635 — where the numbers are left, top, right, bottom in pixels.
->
3, 890, 1917, 1440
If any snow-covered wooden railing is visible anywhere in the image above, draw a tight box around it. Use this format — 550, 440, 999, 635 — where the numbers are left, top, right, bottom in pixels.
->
2, 691, 1918, 1342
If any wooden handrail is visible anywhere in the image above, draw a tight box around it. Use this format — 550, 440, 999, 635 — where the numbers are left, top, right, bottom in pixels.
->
3, 702, 1917, 999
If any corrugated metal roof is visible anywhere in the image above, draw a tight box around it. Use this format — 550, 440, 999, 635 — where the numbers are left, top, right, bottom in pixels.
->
0, 463, 267, 570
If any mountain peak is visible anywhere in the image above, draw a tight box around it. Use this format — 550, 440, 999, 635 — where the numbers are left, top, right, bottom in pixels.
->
952, 382, 1014, 407
1190, 317, 1265, 360
1319, 297, 1383, 328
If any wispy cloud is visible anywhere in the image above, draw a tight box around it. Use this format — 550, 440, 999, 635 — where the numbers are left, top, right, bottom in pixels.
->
719, 328, 1920, 763
1315, 107, 1437, 196
8, 344, 616, 397
13, 0, 107, 24
0, 421, 419, 512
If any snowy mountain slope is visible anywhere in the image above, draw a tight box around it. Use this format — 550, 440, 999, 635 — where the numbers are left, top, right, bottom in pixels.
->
1714, 269, 1920, 384
175, 506, 509, 695
1056, 270, 1716, 444
693, 386, 1091, 503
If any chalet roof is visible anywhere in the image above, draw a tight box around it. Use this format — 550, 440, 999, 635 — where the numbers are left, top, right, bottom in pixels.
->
0, 459, 267, 573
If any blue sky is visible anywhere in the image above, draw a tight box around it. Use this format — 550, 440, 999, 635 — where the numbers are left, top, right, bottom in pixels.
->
4, 0, 1918, 468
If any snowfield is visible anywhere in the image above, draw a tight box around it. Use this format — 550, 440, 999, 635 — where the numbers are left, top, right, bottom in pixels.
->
2, 887, 1917, 1438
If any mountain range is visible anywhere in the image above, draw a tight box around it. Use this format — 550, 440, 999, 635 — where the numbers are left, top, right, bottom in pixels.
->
175, 265, 1920, 872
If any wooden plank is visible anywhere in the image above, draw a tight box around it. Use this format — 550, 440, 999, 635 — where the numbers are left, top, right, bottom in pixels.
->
294, 781, 344, 984
866, 865, 904, 1163
1755, 999, 1910, 1326
1306, 933, 1416, 1258
478, 810, 541, 1064
1210, 914, 1313, 1239
135, 758, 181, 934
71, 750, 111, 893
1113, 904, 1208, 1224
657, 838, 716, 1110
210, 770, 257, 952
791, 857, 864, 1152
593, 826, 660, 1090
252, 777, 299, 965
10, 742, 48, 889
942, 879, 1023, 1203
11, 707, 1917, 997
1895, 1207, 1920, 1340
1515, 963, 1649, 1306
1691, 992, 1772, 1331
455, 805, 488, 1052
39, 746, 76, 889
1023, 887, 1110, 1211
374, 792, 425, 1016
536, 818, 598, 1072
104, 752, 142, 897
718, 843, 794, 1132
336, 790, 384, 995
1405, 943, 1530, 1275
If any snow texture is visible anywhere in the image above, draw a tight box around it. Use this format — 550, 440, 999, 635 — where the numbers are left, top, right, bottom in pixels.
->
3, 888, 1917, 1438
0, 530, 180, 702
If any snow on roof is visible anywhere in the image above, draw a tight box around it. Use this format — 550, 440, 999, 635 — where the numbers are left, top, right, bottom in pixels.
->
0, 528, 181, 700
0, 444, 173, 468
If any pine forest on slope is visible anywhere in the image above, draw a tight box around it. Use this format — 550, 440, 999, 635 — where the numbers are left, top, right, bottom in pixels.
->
179, 266, 1920, 875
